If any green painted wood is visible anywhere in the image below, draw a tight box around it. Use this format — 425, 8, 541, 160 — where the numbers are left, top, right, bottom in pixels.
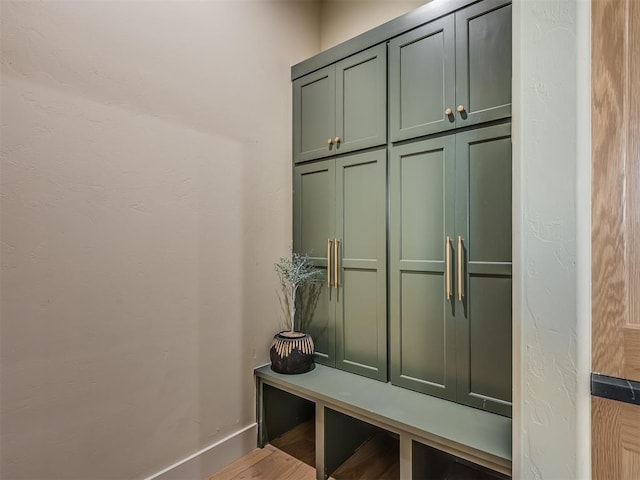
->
293, 160, 336, 365
335, 149, 387, 380
293, 66, 336, 163
294, 44, 386, 164
389, 136, 456, 398
254, 364, 513, 466
455, 0, 512, 127
389, 15, 456, 141
455, 123, 512, 417
291, 0, 480, 80
335, 44, 387, 155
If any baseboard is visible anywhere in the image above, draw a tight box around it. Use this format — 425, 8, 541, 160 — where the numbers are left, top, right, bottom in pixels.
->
146, 423, 257, 480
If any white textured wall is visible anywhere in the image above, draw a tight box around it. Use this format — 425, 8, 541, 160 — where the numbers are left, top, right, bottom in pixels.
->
0, 1, 320, 479
512, 0, 591, 478
319, 0, 426, 50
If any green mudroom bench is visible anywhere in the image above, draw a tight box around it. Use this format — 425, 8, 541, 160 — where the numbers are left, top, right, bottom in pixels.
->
255, 364, 511, 480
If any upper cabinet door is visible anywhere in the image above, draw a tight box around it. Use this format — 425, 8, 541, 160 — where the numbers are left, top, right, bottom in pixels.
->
388, 0, 511, 142
389, 15, 456, 142
293, 66, 337, 163
455, 0, 512, 127
293, 44, 387, 163
334, 44, 387, 156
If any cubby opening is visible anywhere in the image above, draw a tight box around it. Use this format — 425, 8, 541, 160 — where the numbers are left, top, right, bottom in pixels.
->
262, 383, 315, 467
412, 441, 510, 480
325, 408, 399, 480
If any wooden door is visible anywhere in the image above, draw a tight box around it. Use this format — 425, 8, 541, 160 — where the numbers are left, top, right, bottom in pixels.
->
455, 0, 512, 128
334, 44, 387, 155
389, 135, 457, 400
388, 15, 456, 141
293, 160, 336, 366
293, 66, 336, 163
455, 123, 512, 417
592, 1, 640, 478
334, 149, 387, 381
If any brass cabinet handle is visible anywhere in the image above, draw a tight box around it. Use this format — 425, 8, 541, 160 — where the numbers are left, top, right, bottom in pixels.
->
334, 239, 340, 288
457, 104, 465, 113
334, 136, 341, 144
457, 235, 464, 301
327, 238, 333, 288
327, 138, 334, 145
444, 107, 453, 116
445, 236, 452, 299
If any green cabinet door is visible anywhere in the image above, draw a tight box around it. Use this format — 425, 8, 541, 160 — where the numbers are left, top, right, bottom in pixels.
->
293, 66, 336, 163
293, 149, 387, 379
389, 15, 456, 141
389, 136, 456, 399
389, 0, 511, 142
293, 44, 387, 163
455, 0, 512, 127
335, 149, 387, 380
455, 123, 512, 417
335, 44, 387, 156
293, 159, 336, 366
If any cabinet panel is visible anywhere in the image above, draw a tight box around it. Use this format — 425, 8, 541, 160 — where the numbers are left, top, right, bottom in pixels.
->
389, 16, 455, 141
399, 147, 447, 261
464, 276, 512, 411
336, 44, 387, 154
341, 160, 379, 260
294, 67, 337, 163
399, 272, 449, 387
294, 161, 335, 261
467, 135, 512, 262
339, 269, 381, 370
390, 136, 456, 397
456, 0, 512, 126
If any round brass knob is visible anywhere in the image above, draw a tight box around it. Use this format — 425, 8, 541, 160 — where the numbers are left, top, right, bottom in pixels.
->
444, 108, 453, 116
327, 138, 333, 145
457, 105, 465, 113
334, 136, 341, 144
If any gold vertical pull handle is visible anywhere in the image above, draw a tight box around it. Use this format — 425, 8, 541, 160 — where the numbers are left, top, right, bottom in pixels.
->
334, 239, 340, 288
327, 238, 333, 288
457, 235, 464, 302
445, 236, 452, 299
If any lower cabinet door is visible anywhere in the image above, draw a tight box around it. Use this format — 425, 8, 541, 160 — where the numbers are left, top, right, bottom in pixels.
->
335, 149, 388, 381
389, 124, 512, 416
455, 123, 512, 417
293, 159, 336, 366
293, 148, 387, 380
389, 135, 457, 399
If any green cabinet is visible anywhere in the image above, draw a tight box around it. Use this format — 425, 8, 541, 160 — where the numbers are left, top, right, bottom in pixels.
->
390, 123, 512, 416
293, 44, 387, 163
389, 0, 512, 142
293, 148, 387, 381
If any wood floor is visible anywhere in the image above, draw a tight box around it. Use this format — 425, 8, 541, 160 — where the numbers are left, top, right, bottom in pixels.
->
206, 420, 502, 480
